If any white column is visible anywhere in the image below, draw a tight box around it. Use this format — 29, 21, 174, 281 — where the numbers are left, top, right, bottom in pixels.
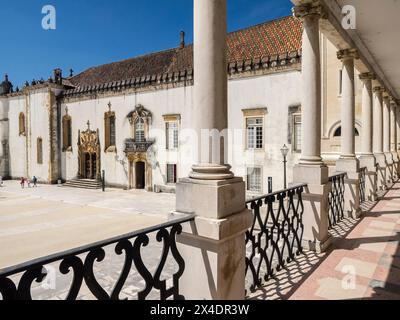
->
383, 94, 394, 183
190, 0, 232, 180
390, 97, 399, 180
176, 0, 252, 300
292, 2, 331, 253
338, 49, 358, 158
297, 6, 322, 165
373, 86, 387, 190
359, 72, 377, 201
336, 49, 360, 218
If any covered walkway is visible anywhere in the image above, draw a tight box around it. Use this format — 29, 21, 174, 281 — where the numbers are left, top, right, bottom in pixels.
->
250, 183, 400, 300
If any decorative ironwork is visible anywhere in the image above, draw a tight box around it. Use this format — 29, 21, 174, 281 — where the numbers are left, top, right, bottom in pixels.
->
359, 167, 367, 204
0, 215, 194, 300
245, 184, 306, 293
124, 139, 155, 153
328, 173, 346, 229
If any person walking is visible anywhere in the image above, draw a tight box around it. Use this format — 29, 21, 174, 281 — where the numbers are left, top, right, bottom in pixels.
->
20, 177, 25, 189
0, 175, 3, 187
32, 176, 38, 188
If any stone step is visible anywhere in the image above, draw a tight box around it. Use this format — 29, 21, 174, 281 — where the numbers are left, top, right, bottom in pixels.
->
63, 179, 102, 190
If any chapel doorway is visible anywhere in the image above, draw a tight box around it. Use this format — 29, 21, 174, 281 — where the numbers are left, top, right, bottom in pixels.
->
83, 153, 97, 179
135, 161, 145, 189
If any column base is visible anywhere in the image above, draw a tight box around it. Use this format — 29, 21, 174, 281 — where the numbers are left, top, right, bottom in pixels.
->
176, 209, 252, 300
336, 157, 361, 219
385, 152, 394, 184
375, 153, 387, 191
175, 176, 252, 300
359, 155, 378, 201
176, 177, 246, 219
293, 164, 332, 253
392, 152, 399, 181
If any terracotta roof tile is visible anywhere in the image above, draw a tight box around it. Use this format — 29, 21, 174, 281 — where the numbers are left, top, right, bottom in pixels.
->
70, 16, 302, 87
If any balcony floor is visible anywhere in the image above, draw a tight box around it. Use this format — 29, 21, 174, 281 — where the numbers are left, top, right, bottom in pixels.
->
249, 182, 400, 300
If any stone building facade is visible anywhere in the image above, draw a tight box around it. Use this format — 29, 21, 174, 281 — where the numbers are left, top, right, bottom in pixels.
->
0, 15, 371, 194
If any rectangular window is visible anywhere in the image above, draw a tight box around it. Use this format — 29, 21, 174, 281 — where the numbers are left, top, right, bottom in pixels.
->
293, 114, 302, 152
136, 119, 145, 142
37, 138, 43, 165
166, 121, 179, 150
247, 167, 262, 193
246, 117, 263, 150
167, 164, 177, 184
110, 116, 116, 147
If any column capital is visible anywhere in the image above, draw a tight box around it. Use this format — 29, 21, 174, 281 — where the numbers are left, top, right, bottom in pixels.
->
337, 48, 359, 61
359, 72, 375, 81
389, 97, 400, 106
292, 1, 326, 19
373, 86, 385, 94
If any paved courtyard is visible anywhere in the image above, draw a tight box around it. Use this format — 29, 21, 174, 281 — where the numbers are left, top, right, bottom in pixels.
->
0, 181, 176, 269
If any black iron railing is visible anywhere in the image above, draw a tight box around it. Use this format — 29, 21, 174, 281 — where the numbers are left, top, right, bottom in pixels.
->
359, 167, 367, 204
0, 215, 194, 300
245, 184, 306, 293
328, 172, 346, 229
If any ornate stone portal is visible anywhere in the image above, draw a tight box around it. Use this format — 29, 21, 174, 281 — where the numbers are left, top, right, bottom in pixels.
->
78, 121, 101, 180
125, 104, 154, 191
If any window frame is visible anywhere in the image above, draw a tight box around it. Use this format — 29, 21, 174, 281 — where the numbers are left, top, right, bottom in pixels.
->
166, 121, 179, 151
62, 115, 72, 152
246, 166, 263, 194
104, 111, 116, 153
166, 163, 177, 184
292, 113, 302, 153
135, 117, 145, 142
37, 137, 43, 165
19, 112, 26, 136
246, 117, 264, 150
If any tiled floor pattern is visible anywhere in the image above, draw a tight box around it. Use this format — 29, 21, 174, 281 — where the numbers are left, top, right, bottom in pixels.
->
288, 183, 400, 300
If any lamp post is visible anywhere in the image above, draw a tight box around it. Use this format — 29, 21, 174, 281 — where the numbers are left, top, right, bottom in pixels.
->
281, 144, 289, 189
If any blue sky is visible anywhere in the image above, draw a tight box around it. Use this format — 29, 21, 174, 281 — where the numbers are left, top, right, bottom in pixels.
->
0, 0, 292, 88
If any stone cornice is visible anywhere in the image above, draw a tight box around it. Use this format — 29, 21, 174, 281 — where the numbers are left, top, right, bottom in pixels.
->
337, 48, 359, 61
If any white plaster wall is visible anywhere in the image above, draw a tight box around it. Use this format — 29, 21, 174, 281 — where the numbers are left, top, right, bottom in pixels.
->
0, 97, 9, 177
8, 96, 27, 178
60, 70, 301, 193
61, 85, 194, 188
27, 89, 51, 182
228, 71, 302, 193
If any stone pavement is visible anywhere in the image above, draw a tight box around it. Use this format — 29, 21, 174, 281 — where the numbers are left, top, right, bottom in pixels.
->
250, 182, 400, 300
0, 181, 185, 300
0, 181, 176, 269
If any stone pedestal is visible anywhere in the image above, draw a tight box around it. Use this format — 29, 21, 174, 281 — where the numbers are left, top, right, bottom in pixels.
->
336, 158, 361, 219
175, 177, 252, 300
385, 152, 394, 184
359, 155, 378, 201
375, 153, 387, 191
393, 152, 399, 181
293, 164, 332, 253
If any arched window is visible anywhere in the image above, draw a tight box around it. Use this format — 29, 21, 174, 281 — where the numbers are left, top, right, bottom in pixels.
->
135, 118, 145, 142
62, 115, 72, 151
333, 127, 360, 137
37, 137, 43, 164
19, 112, 26, 135
104, 111, 116, 152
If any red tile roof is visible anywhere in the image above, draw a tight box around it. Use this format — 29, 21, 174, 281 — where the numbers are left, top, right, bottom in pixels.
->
70, 16, 302, 87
